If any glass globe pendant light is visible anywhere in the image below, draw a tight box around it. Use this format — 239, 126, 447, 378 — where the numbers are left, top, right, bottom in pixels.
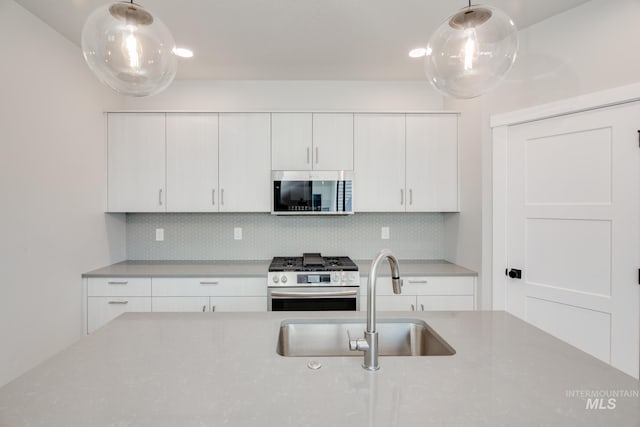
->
424, 1, 518, 99
81, 1, 177, 97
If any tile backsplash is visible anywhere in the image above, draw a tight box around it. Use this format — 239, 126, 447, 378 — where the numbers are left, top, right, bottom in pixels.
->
126, 213, 445, 260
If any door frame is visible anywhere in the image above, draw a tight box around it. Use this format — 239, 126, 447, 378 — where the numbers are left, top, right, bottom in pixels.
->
490, 82, 640, 310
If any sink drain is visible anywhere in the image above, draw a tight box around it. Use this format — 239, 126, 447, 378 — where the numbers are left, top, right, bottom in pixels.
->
307, 360, 322, 370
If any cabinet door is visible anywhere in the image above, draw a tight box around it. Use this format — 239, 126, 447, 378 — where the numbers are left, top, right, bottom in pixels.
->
166, 113, 219, 212
363, 295, 416, 311
219, 113, 271, 212
107, 113, 166, 212
152, 297, 210, 312
406, 114, 458, 212
312, 113, 354, 170
210, 297, 267, 312
271, 113, 312, 170
354, 114, 406, 212
416, 295, 475, 311
87, 297, 152, 333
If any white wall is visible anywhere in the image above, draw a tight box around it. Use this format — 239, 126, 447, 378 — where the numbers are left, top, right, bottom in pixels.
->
444, 0, 640, 309
0, 0, 126, 387
122, 79, 444, 111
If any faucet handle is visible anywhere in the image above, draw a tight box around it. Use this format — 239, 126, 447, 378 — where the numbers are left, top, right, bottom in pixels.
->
347, 330, 369, 352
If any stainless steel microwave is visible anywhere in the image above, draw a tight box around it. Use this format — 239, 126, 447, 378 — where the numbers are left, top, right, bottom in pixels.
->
272, 170, 354, 215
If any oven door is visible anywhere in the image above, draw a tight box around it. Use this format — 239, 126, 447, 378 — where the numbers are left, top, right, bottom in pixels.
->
268, 287, 360, 311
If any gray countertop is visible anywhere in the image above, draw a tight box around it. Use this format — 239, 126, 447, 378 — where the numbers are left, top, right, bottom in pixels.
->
0, 311, 637, 426
82, 259, 477, 278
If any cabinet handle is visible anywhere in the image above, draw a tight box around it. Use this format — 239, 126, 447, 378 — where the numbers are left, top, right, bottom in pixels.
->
212, 189, 215, 206
202, 305, 206, 312
108, 300, 129, 305
211, 305, 216, 312
315, 147, 319, 164
409, 189, 413, 205
158, 189, 163, 206
306, 147, 310, 164
221, 189, 224, 205
411, 304, 415, 311
421, 304, 425, 311
400, 189, 404, 205
199, 281, 219, 285
407, 280, 428, 284
107, 281, 128, 285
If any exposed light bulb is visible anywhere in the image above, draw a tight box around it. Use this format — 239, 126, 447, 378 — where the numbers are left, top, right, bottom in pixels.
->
125, 29, 141, 69
463, 29, 476, 71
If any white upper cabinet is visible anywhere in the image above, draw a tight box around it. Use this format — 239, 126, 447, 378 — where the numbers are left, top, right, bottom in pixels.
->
107, 113, 166, 212
219, 113, 271, 212
354, 114, 406, 212
354, 113, 459, 213
406, 114, 458, 212
166, 113, 219, 212
271, 113, 354, 171
271, 113, 313, 170
312, 113, 354, 170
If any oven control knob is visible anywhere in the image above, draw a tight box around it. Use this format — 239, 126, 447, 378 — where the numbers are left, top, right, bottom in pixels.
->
272, 275, 279, 284
281, 275, 288, 283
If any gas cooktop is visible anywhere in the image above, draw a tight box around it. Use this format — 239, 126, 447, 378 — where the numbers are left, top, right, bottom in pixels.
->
268, 253, 358, 272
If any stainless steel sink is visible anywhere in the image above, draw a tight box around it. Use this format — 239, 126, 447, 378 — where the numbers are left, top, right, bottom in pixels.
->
276, 318, 455, 357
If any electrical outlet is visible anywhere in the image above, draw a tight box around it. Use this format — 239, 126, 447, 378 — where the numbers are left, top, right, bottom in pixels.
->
234, 227, 243, 240
381, 227, 390, 240
155, 228, 164, 241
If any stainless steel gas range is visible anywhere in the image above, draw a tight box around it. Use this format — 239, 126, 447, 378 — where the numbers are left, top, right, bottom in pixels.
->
267, 253, 361, 311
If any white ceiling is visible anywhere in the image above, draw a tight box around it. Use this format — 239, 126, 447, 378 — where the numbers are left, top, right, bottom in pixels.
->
15, 0, 590, 80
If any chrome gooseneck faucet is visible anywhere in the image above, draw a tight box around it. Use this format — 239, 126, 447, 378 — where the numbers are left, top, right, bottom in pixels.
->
349, 249, 401, 370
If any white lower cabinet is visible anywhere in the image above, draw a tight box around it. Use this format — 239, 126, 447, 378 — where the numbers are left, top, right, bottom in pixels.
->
151, 277, 267, 313
152, 297, 211, 312
87, 277, 153, 333
87, 297, 152, 334
360, 276, 476, 312
209, 297, 266, 312
87, 277, 267, 333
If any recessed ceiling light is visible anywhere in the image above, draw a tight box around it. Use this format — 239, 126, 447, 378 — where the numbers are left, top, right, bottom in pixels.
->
408, 48, 427, 58
173, 47, 194, 58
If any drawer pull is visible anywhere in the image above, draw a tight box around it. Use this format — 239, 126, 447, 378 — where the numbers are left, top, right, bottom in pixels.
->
108, 300, 129, 305
200, 281, 219, 285
408, 280, 428, 284
107, 281, 128, 285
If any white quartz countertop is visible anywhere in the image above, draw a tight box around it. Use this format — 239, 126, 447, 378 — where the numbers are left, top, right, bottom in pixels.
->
0, 311, 637, 426
82, 259, 476, 278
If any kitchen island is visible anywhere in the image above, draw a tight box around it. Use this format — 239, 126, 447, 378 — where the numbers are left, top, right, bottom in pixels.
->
0, 311, 638, 426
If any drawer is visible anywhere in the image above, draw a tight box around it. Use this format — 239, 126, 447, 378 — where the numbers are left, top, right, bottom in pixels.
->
88, 277, 151, 297
87, 296, 151, 333
152, 278, 267, 297
402, 276, 475, 296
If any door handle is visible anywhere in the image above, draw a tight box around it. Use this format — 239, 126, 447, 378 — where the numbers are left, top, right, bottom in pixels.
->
506, 268, 522, 279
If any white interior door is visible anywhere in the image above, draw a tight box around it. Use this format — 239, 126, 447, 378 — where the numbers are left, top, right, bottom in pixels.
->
505, 102, 640, 378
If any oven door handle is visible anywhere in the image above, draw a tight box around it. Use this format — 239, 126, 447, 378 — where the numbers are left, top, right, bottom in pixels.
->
270, 290, 358, 298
